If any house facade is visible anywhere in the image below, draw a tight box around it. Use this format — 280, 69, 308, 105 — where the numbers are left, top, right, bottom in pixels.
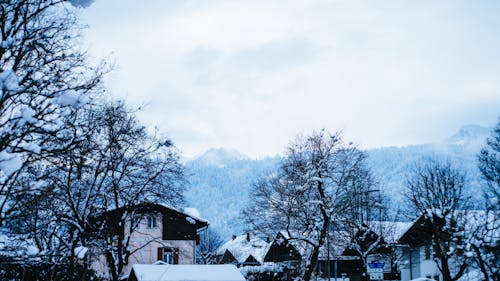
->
91, 203, 208, 279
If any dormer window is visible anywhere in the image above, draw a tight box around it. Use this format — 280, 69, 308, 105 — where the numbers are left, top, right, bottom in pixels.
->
147, 216, 157, 228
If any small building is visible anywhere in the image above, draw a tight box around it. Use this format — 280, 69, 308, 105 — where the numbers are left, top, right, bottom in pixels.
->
216, 233, 269, 267
91, 203, 208, 279
128, 264, 246, 281
263, 232, 302, 264
318, 222, 413, 281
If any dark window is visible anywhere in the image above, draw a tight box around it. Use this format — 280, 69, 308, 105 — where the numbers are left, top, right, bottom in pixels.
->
425, 244, 431, 260
147, 216, 157, 228
157, 247, 179, 264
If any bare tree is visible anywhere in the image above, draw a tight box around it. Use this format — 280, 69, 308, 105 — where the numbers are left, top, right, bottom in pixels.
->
244, 130, 377, 281
474, 119, 500, 281
478, 118, 499, 211
85, 102, 184, 281
197, 228, 223, 264
6, 101, 186, 280
405, 159, 470, 281
0, 0, 105, 226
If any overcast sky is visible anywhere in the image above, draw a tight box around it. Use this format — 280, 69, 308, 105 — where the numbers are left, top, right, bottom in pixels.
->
79, 0, 500, 158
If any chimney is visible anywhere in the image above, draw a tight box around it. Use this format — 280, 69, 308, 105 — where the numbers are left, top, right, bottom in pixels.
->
246, 232, 250, 242
232, 235, 236, 240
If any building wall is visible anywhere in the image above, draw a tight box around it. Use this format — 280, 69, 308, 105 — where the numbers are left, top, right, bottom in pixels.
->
400, 246, 441, 281
91, 213, 196, 279
366, 253, 392, 280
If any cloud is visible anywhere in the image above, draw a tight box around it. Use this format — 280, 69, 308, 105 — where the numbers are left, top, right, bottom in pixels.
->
81, 0, 500, 157
69, 0, 95, 8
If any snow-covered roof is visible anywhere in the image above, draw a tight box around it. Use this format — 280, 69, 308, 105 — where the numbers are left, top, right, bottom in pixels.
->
399, 210, 499, 246
130, 264, 245, 281
276, 229, 352, 259
216, 233, 269, 264
367, 221, 413, 244
102, 203, 209, 226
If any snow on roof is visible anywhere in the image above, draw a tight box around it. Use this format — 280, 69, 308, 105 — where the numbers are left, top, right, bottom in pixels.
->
367, 221, 413, 243
276, 230, 351, 259
399, 210, 499, 245
104, 203, 209, 224
158, 203, 209, 224
130, 264, 245, 281
183, 207, 204, 222
216, 233, 269, 264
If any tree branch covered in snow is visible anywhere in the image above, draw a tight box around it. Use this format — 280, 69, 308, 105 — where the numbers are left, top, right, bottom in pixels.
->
404, 159, 471, 281
244, 129, 378, 281
0, 0, 106, 227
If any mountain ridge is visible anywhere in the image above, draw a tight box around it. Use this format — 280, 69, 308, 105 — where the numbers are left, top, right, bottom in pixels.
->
185, 124, 493, 239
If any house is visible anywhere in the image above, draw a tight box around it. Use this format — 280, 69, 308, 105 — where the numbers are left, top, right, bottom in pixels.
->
216, 233, 269, 267
128, 264, 246, 281
91, 203, 208, 279
321, 229, 368, 281
318, 221, 412, 281
397, 215, 440, 281
263, 232, 302, 264
397, 211, 499, 281
364, 221, 413, 281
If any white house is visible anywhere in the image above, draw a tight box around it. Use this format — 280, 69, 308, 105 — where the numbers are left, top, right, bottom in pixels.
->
91, 203, 208, 279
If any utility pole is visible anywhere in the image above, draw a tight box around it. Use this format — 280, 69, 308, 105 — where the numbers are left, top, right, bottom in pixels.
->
327, 230, 330, 281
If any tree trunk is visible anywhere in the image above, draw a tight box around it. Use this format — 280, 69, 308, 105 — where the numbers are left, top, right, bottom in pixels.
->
303, 179, 330, 281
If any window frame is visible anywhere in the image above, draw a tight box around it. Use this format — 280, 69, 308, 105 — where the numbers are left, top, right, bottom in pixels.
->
147, 215, 157, 228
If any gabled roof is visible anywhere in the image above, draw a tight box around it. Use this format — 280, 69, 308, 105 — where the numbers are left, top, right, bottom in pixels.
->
96, 203, 209, 230
219, 249, 237, 264
129, 264, 245, 281
216, 233, 269, 264
366, 221, 413, 244
263, 232, 302, 262
398, 210, 500, 247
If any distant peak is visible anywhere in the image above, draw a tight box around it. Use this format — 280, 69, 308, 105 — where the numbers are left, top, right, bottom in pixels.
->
444, 124, 490, 146
192, 147, 249, 166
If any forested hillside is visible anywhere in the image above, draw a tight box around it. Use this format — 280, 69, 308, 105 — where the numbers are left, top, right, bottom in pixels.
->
185, 125, 491, 238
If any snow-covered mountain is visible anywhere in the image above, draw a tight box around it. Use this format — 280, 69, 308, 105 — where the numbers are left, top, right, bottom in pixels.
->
184, 151, 280, 239
367, 124, 490, 212
189, 148, 249, 167
184, 125, 492, 239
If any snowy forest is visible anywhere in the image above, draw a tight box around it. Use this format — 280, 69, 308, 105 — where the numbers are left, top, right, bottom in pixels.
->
0, 1, 499, 281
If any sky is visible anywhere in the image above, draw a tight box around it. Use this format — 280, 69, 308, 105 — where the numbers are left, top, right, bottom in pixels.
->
78, 0, 500, 158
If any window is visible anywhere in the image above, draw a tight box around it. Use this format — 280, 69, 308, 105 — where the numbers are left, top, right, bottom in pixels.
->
425, 244, 431, 260
147, 216, 157, 228
158, 247, 179, 264
131, 216, 141, 229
